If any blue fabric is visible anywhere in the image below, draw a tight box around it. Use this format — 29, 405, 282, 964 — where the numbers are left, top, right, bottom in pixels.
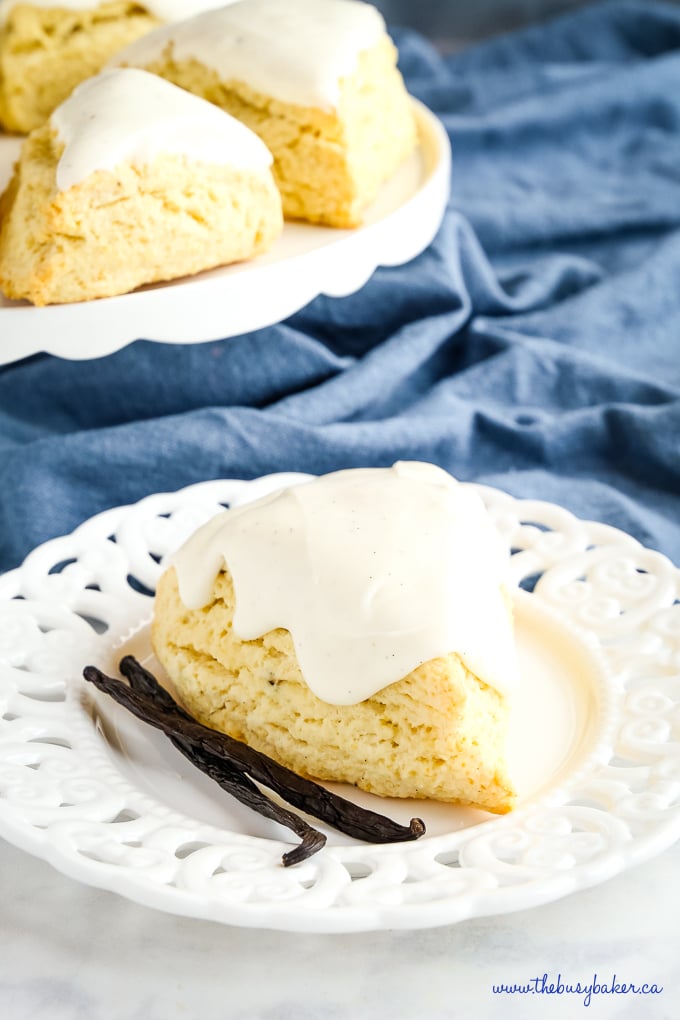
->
1, 0, 680, 574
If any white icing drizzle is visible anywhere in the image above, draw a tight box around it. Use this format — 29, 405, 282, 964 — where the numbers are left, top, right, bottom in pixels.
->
50, 68, 273, 192
172, 463, 519, 706
0, 0, 230, 27
111, 0, 387, 111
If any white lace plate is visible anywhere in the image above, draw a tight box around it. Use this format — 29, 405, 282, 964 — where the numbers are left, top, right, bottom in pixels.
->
1, 475, 679, 932
0, 101, 449, 365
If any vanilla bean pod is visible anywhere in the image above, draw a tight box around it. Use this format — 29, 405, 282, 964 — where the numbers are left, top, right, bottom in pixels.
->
171, 734, 325, 866
119, 656, 191, 717
86, 658, 426, 844
120, 657, 326, 862
84, 665, 325, 865
119, 659, 325, 864
121, 656, 426, 842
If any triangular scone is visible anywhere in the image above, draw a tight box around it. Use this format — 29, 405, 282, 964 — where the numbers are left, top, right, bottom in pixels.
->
0, 68, 283, 305
151, 464, 518, 814
111, 0, 419, 227
0, 0, 229, 133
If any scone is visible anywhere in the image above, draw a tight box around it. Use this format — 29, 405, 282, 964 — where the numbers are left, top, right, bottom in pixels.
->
0, 68, 283, 305
112, 0, 419, 227
152, 463, 519, 814
0, 0, 229, 133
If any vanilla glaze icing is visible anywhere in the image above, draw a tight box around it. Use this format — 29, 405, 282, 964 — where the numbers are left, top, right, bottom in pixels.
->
111, 0, 387, 111
50, 68, 273, 192
0, 0, 231, 27
171, 463, 519, 706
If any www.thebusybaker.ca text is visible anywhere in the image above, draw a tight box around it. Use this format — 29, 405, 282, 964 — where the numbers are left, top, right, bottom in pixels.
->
492, 972, 663, 1008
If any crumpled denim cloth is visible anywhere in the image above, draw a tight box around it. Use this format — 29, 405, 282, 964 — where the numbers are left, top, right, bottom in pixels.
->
1, 0, 679, 574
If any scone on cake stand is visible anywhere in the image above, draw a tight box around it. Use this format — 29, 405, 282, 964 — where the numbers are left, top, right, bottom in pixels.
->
0, 67, 283, 304
152, 463, 519, 815
111, 0, 419, 227
0, 0, 230, 133
0, 0, 451, 359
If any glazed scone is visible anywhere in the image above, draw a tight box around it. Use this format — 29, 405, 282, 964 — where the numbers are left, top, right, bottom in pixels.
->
0, 68, 283, 305
152, 463, 519, 814
112, 0, 419, 227
0, 0, 231, 133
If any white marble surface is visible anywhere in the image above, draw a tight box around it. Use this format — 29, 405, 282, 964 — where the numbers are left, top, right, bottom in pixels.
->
1, 835, 677, 1020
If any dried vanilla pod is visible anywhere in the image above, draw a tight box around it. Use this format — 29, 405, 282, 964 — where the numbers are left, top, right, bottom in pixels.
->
83, 659, 425, 866
117, 656, 426, 842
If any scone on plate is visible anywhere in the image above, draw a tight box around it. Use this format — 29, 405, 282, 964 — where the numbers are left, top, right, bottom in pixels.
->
0, 0, 229, 133
152, 463, 519, 814
0, 67, 283, 305
112, 0, 419, 227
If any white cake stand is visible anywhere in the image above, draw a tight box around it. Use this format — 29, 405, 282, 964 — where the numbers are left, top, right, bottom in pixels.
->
0, 102, 451, 365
